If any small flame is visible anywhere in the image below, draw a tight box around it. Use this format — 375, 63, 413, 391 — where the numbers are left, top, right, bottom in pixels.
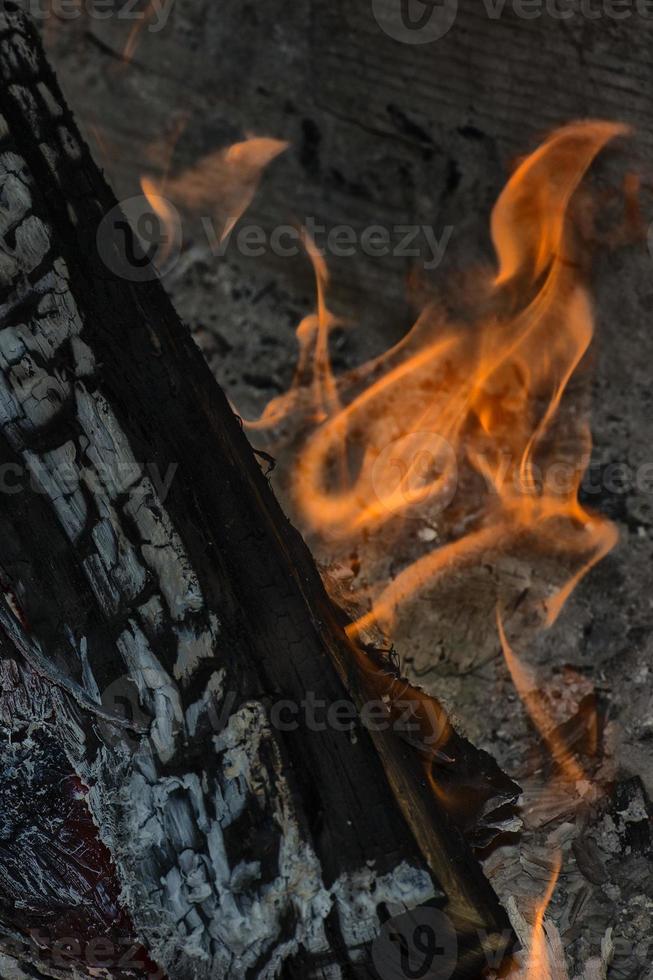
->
161, 137, 288, 244
248, 233, 342, 433
122, 0, 159, 64
140, 175, 179, 267
524, 853, 563, 980
137, 135, 288, 278
497, 608, 587, 786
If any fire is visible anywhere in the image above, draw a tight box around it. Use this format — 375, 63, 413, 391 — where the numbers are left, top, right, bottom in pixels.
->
136, 136, 288, 276
497, 609, 588, 787
140, 176, 179, 268
240, 129, 630, 965
153, 137, 288, 245
133, 119, 629, 972
246, 121, 626, 647
247, 233, 342, 431
122, 0, 161, 64
519, 853, 564, 980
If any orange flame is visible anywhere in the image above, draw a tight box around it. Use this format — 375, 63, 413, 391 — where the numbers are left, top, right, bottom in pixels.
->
122, 0, 160, 64
497, 609, 588, 786
246, 121, 626, 644
248, 233, 342, 432
239, 126, 631, 872
160, 137, 288, 244
228, 120, 630, 976
524, 853, 563, 980
140, 176, 179, 267
137, 136, 288, 276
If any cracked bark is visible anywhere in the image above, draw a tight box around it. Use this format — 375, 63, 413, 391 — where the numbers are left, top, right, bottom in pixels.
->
0, 5, 519, 978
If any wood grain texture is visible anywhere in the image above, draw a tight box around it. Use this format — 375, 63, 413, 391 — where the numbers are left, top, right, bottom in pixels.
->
40, 0, 653, 336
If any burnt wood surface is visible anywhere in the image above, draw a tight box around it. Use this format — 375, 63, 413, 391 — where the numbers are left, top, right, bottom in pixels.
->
0, 5, 519, 979
27, 2, 653, 978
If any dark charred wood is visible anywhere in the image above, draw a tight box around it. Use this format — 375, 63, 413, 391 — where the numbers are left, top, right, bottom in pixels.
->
0, 5, 518, 978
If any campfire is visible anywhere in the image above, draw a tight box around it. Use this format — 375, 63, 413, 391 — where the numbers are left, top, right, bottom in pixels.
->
0, 3, 651, 980
243, 121, 621, 639
233, 119, 631, 979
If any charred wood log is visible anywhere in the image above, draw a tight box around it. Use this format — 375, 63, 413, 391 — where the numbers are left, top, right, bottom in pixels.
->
0, 5, 518, 978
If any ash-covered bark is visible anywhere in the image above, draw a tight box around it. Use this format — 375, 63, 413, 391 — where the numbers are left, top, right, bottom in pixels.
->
0, 5, 517, 979
0, 107, 432, 978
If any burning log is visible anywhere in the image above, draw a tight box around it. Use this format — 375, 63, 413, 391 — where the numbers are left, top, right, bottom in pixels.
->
0, 4, 519, 977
